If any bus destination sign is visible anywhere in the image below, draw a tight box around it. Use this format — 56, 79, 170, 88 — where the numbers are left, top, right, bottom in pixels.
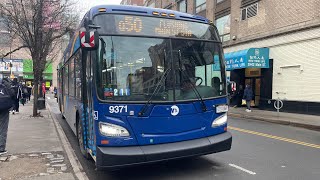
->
117, 16, 193, 37
94, 14, 217, 40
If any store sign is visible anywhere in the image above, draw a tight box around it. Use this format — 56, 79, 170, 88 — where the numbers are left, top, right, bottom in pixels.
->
24, 74, 34, 79
0, 59, 23, 72
247, 48, 269, 68
224, 48, 269, 71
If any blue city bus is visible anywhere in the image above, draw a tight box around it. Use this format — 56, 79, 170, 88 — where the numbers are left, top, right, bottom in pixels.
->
57, 5, 231, 170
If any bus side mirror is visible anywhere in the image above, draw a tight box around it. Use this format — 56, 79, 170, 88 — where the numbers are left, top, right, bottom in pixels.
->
80, 31, 99, 50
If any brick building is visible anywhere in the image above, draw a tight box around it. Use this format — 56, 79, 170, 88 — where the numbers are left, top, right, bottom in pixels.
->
143, 0, 320, 114
121, 0, 144, 6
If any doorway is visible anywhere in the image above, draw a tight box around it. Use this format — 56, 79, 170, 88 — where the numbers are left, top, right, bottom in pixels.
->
244, 68, 261, 107
245, 77, 261, 106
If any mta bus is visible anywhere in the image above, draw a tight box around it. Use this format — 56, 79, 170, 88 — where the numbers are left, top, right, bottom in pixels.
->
58, 5, 232, 169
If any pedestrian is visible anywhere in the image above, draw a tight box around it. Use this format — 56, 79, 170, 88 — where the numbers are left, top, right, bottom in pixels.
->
0, 78, 14, 155
42, 82, 46, 98
21, 82, 28, 105
27, 83, 32, 101
236, 85, 244, 107
11, 78, 23, 114
49, 85, 54, 94
243, 84, 253, 112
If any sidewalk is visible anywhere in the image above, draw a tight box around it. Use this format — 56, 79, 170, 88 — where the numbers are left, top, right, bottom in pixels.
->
0, 100, 76, 180
228, 107, 320, 131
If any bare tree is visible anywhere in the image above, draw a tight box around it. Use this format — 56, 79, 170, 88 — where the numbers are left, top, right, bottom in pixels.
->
0, 0, 78, 116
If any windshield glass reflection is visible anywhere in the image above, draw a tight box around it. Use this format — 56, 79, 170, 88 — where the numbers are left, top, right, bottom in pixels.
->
96, 36, 226, 102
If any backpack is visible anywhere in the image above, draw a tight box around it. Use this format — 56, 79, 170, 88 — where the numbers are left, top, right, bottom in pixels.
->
0, 84, 13, 110
23, 87, 28, 94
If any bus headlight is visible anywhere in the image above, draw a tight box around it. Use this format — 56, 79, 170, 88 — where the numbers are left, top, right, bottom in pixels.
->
212, 114, 227, 127
99, 122, 130, 137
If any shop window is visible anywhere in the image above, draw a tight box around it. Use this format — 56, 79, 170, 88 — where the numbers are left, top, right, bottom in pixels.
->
196, 0, 206, 13
215, 14, 231, 43
178, 0, 187, 13
241, 3, 258, 20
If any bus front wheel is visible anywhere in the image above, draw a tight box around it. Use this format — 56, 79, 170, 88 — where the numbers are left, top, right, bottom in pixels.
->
77, 116, 90, 159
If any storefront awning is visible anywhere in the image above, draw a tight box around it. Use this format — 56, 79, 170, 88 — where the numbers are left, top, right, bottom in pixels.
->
224, 48, 269, 71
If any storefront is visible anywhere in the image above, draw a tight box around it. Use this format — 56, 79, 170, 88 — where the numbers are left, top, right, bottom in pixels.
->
225, 48, 271, 107
223, 27, 320, 115
23, 59, 53, 89
0, 59, 24, 80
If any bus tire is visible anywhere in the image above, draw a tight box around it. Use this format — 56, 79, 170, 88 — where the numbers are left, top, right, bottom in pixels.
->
77, 115, 90, 159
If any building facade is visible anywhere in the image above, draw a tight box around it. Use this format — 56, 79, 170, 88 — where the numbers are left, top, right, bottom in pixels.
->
121, 0, 144, 6
0, 0, 61, 88
143, 0, 320, 114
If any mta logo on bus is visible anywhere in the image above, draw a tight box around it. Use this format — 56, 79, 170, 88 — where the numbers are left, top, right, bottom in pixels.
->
171, 105, 179, 116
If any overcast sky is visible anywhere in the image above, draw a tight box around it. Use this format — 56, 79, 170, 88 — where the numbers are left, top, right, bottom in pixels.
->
77, 0, 122, 18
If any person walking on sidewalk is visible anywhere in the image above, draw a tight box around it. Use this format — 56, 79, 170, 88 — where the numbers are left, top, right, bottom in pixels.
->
26, 83, 32, 102
21, 82, 28, 105
42, 82, 46, 99
11, 78, 23, 114
243, 84, 253, 112
0, 78, 14, 156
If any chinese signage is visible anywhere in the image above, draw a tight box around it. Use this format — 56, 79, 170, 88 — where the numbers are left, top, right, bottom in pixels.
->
225, 48, 269, 71
226, 56, 247, 70
247, 48, 269, 68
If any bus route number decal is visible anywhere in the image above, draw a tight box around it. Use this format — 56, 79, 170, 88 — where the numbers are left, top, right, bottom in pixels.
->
109, 105, 128, 113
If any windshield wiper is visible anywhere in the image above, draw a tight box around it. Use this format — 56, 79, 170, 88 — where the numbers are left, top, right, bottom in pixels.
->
177, 50, 207, 112
138, 68, 171, 116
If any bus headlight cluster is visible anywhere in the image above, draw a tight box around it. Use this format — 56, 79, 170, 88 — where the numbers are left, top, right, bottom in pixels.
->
212, 114, 227, 127
99, 122, 130, 137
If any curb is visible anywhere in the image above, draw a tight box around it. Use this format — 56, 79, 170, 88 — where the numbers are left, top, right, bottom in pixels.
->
46, 103, 89, 180
228, 113, 320, 131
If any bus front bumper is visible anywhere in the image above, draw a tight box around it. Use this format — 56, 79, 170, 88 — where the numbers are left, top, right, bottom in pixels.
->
96, 132, 232, 169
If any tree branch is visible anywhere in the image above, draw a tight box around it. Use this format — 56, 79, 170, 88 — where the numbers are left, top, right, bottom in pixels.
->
1, 45, 28, 58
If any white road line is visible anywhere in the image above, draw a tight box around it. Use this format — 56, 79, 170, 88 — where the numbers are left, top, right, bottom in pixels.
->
47, 97, 51, 99
229, 164, 257, 175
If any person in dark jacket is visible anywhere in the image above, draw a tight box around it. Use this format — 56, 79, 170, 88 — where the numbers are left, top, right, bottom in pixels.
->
243, 84, 253, 112
26, 84, 32, 102
0, 78, 14, 155
11, 78, 22, 114
21, 82, 28, 105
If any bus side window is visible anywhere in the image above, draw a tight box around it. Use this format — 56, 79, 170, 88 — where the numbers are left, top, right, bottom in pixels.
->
69, 58, 75, 97
64, 64, 69, 95
75, 52, 82, 100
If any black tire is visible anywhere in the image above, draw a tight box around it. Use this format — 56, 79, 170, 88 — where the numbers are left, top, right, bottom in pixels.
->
77, 117, 90, 159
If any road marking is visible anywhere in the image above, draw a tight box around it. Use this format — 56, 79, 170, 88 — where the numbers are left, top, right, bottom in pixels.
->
47, 97, 51, 99
228, 126, 320, 149
229, 164, 256, 175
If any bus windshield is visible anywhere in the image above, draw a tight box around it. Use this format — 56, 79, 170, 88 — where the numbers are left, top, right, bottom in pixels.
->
96, 36, 226, 102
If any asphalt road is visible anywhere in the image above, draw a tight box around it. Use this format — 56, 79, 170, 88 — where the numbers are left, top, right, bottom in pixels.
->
47, 96, 320, 180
